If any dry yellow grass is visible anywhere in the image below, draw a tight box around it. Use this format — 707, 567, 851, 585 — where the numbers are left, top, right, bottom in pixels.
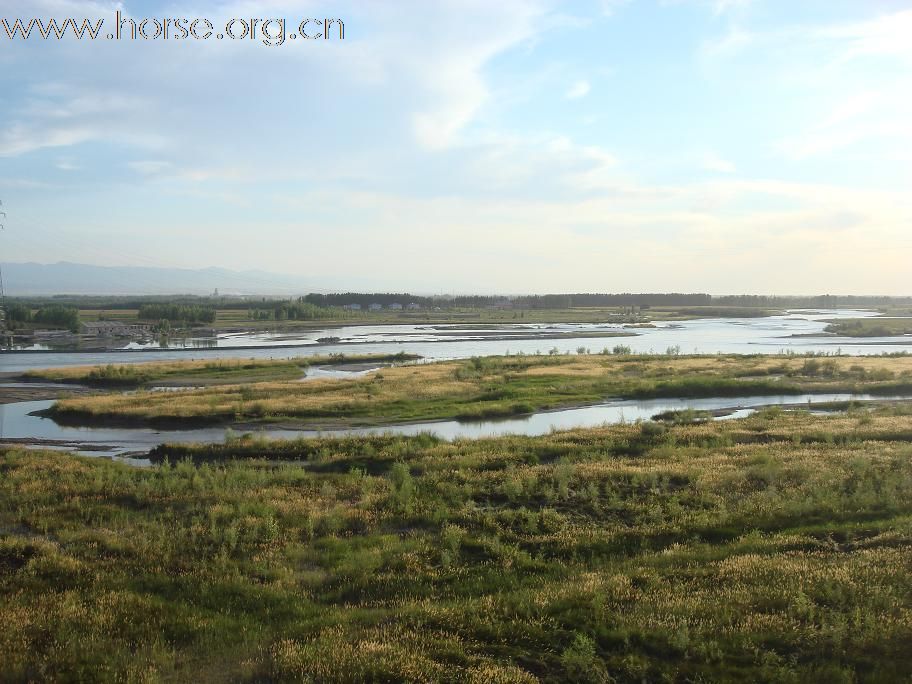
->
25, 357, 295, 380
48, 353, 912, 427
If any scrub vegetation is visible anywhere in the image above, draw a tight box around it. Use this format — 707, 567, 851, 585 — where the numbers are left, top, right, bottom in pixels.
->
2, 404, 912, 681
48, 353, 912, 428
825, 318, 912, 338
24, 353, 419, 388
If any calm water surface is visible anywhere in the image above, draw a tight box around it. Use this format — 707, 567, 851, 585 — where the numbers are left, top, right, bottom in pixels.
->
1, 393, 905, 460
2, 310, 909, 374
2, 309, 910, 460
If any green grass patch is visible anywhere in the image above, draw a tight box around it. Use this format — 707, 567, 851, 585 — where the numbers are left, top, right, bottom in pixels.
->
3, 407, 912, 680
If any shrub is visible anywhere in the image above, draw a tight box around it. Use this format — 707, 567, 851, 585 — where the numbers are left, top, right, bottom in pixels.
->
640, 421, 667, 439
560, 633, 611, 683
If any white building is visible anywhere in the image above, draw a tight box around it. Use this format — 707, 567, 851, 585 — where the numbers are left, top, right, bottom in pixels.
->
81, 321, 153, 337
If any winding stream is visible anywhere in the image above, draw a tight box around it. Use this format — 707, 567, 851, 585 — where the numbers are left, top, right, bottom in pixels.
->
1, 393, 906, 463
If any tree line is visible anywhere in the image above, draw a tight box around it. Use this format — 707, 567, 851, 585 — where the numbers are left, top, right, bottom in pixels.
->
137, 304, 216, 325
4, 304, 80, 331
305, 292, 912, 310
251, 300, 343, 321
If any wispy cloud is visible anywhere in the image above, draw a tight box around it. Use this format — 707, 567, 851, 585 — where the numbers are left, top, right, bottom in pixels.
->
711, 0, 752, 16
126, 160, 172, 175
54, 157, 80, 171
565, 79, 591, 99
819, 10, 912, 63
599, 0, 630, 17
701, 152, 736, 174
1, 1, 910, 293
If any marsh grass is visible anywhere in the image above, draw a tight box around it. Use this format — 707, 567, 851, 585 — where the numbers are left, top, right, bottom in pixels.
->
25, 353, 419, 388
50, 353, 912, 428
2, 406, 912, 681
825, 318, 912, 338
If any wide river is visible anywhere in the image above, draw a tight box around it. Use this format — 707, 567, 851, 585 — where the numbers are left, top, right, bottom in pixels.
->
2, 309, 910, 374
3, 309, 911, 460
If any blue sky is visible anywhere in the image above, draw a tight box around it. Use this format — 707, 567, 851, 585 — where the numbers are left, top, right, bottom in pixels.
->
1, 0, 911, 294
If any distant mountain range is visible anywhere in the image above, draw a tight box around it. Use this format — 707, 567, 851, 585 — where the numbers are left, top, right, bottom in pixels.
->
1, 261, 316, 296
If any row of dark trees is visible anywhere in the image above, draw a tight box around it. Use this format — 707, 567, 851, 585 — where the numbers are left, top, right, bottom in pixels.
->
272, 297, 339, 321
303, 292, 912, 310
304, 293, 429, 308
138, 304, 216, 324
5, 304, 80, 331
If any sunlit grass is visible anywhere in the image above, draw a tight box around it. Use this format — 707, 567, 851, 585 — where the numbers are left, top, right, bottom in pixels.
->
48, 353, 912, 427
2, 405, 912, 680
25, 352, 418, 388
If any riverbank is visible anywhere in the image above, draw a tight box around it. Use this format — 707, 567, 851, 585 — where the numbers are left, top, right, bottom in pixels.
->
0, 376, 96, 405
19, 353, 419, 388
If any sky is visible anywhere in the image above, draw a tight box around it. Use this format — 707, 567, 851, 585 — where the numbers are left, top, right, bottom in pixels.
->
1, 0, 911, 295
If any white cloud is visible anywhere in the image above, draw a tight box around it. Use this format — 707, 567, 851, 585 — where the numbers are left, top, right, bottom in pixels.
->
247, 176, 912, 293
127, 160, 172, 175
2, 1, 912, 293
775, 83, 912, 161
565, 79, 591, 99
1, 0, 552, 159
54, 157, 80, 171
700, 26, 754, 60
697, 8, 912, 164
819, 10, 912, 63
0, 122, 96, 157
599, 0, 630, 17
711, 0, 752, 16
701, 152, 735, 173
388, 0, 549, 149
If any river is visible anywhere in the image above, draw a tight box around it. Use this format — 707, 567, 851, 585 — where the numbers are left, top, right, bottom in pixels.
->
1, 392, 906, 464
2, 309, 909, 374
2, 309, 910, 461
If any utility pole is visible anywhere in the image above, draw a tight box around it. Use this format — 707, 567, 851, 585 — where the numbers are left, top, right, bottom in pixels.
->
0, 199, 7, 338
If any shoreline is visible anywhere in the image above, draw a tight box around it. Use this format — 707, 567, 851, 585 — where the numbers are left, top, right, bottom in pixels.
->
31, 392, 912, 434
1, 328, 638, 354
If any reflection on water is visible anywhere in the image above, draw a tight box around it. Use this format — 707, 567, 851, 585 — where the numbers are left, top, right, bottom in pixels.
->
1, 393, 906, 459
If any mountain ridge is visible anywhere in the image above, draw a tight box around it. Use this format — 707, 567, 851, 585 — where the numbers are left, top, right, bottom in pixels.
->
0, 261, 315, 295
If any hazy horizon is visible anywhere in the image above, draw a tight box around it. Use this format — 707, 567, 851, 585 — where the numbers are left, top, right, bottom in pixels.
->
2, 1, 911, 294
2, 260, 912, 299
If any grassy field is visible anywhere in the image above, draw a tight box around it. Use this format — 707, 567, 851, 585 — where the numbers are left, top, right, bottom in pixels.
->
825, 318, 912, 338
24, 353, 419, 388
2, 404, 912, 681
48, 353, 912, 427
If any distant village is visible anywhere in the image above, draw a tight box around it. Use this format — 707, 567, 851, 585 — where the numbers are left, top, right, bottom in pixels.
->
342, 302, 423, 312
